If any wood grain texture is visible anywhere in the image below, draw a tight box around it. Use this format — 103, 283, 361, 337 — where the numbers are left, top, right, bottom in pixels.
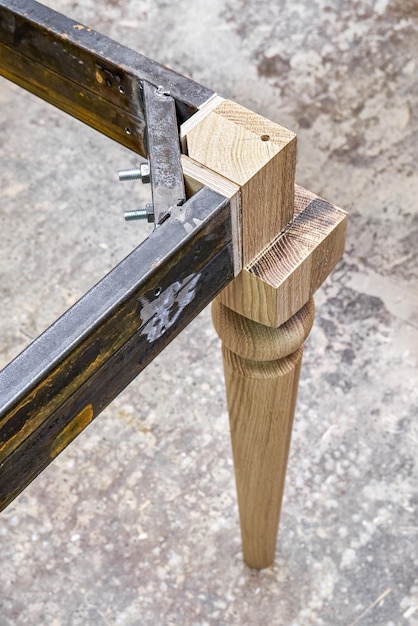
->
212, 298, 315, 569
212, 297, 315, 362
184, 100, 296, 266
181, 155, 242, 275
218, 184, 348, 327
180, 94, 225, 152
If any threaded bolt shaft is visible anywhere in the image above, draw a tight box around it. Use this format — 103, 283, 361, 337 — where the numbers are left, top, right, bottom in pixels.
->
119, 168, 142, 181
124, 209, 148, 220
124, 204, 154, 223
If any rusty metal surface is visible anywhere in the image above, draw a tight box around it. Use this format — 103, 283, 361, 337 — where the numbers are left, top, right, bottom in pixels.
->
142, 81, 186, 224
0, 0, 214, 154
0, 0, 231, 512
0, 186, 235, 510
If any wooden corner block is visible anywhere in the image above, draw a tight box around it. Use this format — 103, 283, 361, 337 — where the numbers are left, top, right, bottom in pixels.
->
218, 185, 348, 328
182, 100, 297, 266
181, 154, 242, 275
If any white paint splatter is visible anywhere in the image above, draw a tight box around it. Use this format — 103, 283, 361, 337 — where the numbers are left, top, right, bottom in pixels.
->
139, 273, 201, 342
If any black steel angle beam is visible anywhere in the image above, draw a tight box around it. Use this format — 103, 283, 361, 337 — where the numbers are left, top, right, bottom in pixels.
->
0, 0, 215, 153
0, 187, 235, 510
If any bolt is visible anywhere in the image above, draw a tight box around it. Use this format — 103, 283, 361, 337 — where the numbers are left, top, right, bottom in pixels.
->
156, 85, 170, 97
119, 168, 141, 181
124, 203, 155, 223
118, 162, 150, 183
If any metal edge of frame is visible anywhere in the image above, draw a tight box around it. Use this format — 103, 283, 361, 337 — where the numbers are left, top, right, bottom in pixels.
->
0, 185, 235, 510
0, 0, 215, 154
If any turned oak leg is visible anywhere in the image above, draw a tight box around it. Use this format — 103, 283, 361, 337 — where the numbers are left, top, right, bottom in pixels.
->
212, 297, 315, 569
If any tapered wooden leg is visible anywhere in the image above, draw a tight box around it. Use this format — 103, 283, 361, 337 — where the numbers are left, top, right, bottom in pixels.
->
212, 297, 315, 569
183, 97, 347, 568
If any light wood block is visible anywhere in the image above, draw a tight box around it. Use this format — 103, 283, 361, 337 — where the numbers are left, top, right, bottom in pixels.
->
181, 154, 242, 276
218, 185, 348, 327
183, 100, 297, 266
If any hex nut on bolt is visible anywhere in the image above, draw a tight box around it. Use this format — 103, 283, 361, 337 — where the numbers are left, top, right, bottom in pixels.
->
124, 203, 155, 223
118, 162, 150, 184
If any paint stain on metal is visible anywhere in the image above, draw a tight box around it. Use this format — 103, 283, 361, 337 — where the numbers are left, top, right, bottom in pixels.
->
183, 222, 194, 235
138, 273, 200, 342
50, 404, 94, 459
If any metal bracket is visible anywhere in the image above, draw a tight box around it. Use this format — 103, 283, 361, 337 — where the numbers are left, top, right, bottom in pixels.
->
143, 82, 186, 225
119, 81, 186, 226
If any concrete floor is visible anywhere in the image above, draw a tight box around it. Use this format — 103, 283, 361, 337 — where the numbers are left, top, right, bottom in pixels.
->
1, 1, 417, 624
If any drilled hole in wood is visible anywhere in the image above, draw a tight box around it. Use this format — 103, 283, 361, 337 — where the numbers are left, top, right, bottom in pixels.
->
260, 134, 270, 142
125, 127, 132, 135
118, 86, 125, 94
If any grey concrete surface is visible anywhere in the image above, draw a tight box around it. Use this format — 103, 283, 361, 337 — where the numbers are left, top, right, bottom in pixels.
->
1, 1, 417, 624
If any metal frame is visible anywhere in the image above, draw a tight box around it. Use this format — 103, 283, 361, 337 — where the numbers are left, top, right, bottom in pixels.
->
0, 0, 237, 509
0, 0, 214, 153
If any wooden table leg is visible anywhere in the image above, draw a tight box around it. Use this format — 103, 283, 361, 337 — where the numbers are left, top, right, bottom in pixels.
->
212, 298, 315, 569
182, 99, 347, 569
